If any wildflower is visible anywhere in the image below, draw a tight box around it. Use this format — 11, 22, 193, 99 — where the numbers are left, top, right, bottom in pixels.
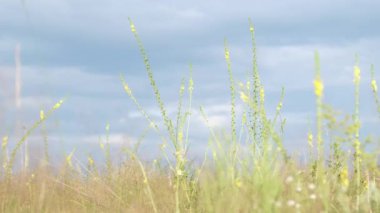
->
240, 91, 249, 103
160, 143, 167, 150
53, 99, 64, 110
354, 139, 362, 156
66, 149, 75, 168
308, 183, 316, 190
88, 156, 94, 166
246, 81, 251, 90
99, 143, 105, 150
307, 132, 313, 148
242, 112, 247, 124
235, 178, 243, 188
371, 79, 378, 93
212, 151, 217, 159
188, 78, 194, 93
276, 102, 283, 111
123, 83, 132, 95
2, 136, 8, 149
287, 200, 296, 207
177, 131, 183, 142
260, 87, 265, 102
249, 26, 254, 32
296, 186, 302, 192
180, 84, 185, 93
274, 201, 282, 207
339, 167, 349, 187
176, 169, 184, 177
354, 65, 361, 84
285, 176, 294, 184
295, 203, 301, 209
310, 194, 317, 200
130, 23, 136, 33
40, 110, 45, 120
313, 79, 324, 97
224, 49, 230, 60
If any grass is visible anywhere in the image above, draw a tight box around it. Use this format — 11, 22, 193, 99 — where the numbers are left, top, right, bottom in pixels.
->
0, 19, 379, 212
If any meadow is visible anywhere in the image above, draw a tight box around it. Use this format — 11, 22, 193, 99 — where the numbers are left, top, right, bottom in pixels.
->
0, 19, 379, 212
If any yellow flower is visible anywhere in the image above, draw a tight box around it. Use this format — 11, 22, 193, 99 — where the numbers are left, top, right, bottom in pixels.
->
235, 178, 243, 188
2, 136, 8, 148
130, 23, 136, 33
246, 81, 251, 90
371, 79, 378, 93
313, 79, 324, 97
260, 87, 265, 102
177, 131, 183, 142
40, 110, 45, 120
176, 169, 184, 177
188, 78, 194, 93
66, 149, 76, 168
307, 132, 313, 148
354, 139, 362, 156
53, 100, 64, 110
240, 91, 249, 103
123, 83, 132, 95
354, 65, 361, 84
249, 26, 254, 32
99, 143, 105, 150
224, 49, 230, 60
276, 102, 283, 111
340, 167, 349, 187
105, 123, 110, 132
88, 156, 94, 166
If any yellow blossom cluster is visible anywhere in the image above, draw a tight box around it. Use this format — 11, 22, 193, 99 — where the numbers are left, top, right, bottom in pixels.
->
313, 79, 324, 97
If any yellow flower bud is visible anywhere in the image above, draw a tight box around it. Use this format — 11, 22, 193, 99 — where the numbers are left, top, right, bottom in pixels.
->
224, 49, 230, 60
130, 23, 136, 33
371, 79, 378, 93
354, 65, 361, 84
40, 110, 45, 120
313, 79, 324, 97
240, 91, 249, 103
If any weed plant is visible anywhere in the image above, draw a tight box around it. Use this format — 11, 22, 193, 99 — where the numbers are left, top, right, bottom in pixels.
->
0, 20, 379, 212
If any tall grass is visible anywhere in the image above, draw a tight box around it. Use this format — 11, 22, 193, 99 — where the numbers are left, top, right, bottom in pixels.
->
0, 20, 379, 212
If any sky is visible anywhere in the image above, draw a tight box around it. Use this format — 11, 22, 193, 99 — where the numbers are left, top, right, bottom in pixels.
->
1, 0, 380, 163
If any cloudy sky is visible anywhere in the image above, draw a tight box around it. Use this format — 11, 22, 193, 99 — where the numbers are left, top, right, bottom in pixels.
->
1, 0, 380, 162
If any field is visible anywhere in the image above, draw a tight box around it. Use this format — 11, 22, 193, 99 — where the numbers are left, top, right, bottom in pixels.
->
0, 19, 379, 212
